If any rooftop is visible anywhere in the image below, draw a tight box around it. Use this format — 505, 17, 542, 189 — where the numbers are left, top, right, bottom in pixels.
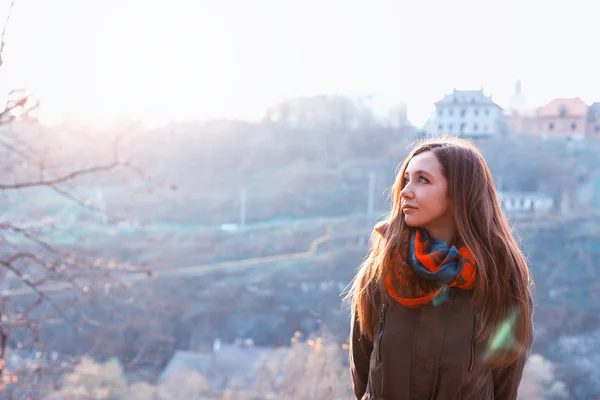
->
435, 89, 501, 108
536, 98, 589, 118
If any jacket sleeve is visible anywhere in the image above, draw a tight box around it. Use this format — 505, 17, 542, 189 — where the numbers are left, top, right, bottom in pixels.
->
349, 310, 373, 400
492, 298, 534, 400
491, 348, 530, 400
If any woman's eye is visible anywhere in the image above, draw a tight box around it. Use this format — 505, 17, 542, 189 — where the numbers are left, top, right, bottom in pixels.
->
404, 176, 429, 184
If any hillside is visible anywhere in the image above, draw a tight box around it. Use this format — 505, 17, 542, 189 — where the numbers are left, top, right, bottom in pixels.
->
3, 120, 600, 398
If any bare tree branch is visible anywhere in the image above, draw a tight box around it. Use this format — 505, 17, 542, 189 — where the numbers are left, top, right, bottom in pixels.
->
12, 295, 43, 327
0, 255, 85, 323
0, 0, 15, 70
0, 223, 62, 254
0, 161, 122, 190
0, 89, 36, 124
2, 251, 47, 267
0, 136, 42, 169
49, 184, 106, 214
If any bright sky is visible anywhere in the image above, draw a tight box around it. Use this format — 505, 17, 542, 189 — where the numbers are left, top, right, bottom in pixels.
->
0, 0, 598, 127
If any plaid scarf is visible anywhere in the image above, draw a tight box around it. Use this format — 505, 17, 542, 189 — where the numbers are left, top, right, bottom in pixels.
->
384, 228, 477, 307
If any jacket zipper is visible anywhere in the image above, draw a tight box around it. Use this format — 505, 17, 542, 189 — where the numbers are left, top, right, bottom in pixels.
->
376, 301, 388, 363
468, 308, 478, 372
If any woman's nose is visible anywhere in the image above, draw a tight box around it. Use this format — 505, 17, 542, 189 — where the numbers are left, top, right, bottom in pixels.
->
400, 184, 413, 199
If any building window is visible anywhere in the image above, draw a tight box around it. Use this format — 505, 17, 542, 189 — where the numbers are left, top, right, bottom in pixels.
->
484, 124, 489, 132
474, 109, 479, 116
449, 109, 454, 116
484, 109, 489, 116
471, 97, 475, 104
448, 124, 453, 132
595, 124, 600, 132
549, 122, 554, 131
473, 123, 479, 132
438, 124, 443, 131
460, 109, 467, 118
559, 105, 567, 117
438, 109, 443, 116
571, 122, 577, 131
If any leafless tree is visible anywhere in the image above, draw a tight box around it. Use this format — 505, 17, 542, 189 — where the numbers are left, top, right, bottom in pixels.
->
0, 2, 152, 397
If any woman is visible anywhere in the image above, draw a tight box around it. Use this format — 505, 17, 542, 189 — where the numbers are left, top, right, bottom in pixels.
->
346, 136, 534, 400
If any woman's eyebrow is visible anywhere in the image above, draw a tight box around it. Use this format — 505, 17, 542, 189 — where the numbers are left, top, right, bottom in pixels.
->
404, 169, 433, 176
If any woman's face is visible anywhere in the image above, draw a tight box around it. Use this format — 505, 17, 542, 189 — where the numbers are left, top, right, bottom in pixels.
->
400, 151, 454, 241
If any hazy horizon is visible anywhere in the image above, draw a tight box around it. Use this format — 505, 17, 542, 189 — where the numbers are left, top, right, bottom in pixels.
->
1, 0, 598, 127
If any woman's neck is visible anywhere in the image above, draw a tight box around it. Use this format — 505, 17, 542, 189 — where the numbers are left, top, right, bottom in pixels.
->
423, 227, 455, 245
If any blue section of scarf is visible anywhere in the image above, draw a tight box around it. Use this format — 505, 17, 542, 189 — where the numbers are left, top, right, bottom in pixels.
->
408, 228, 464, 285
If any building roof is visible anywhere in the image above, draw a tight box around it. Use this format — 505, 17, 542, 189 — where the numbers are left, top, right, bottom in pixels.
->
588, 102, 600, 122
160, 350, 213, 379
536, 98, 589, 118
435, 89, 501, 108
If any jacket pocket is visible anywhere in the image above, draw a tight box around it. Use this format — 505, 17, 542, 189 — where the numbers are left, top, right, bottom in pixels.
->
468, 308, 479, 372
376, 301, 388, 363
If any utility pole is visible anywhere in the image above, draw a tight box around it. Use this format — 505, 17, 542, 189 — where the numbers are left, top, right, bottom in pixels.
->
367, 172, 375, 215
240, 188, 247, 227
96, 189, 108, 225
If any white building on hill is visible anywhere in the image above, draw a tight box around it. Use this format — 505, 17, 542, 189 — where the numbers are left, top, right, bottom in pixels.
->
429, 89, 508, 138
498, 191, 554, 214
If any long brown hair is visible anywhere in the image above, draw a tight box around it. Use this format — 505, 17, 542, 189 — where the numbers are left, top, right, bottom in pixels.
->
345, 135, 533, 368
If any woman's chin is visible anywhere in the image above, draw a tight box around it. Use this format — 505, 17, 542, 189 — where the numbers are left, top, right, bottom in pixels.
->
403, 216, 419, 228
